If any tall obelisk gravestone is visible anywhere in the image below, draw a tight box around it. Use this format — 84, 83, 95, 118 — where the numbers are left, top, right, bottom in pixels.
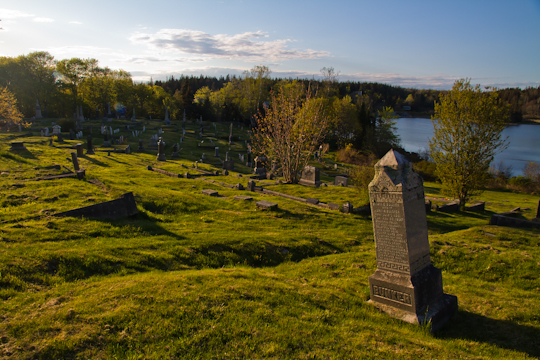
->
368, 149, 457, 332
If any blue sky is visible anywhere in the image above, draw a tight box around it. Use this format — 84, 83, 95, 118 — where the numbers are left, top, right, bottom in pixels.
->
1, 0, 539, 89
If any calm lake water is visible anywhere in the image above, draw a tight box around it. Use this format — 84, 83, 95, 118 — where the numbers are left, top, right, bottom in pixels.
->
395, 118, 540, 176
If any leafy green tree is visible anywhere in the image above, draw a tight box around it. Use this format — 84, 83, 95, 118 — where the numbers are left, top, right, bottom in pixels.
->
252, 82, 327, 183
56, 58, 92, 109
429, 79, 509, 208
374, 106, 400, 155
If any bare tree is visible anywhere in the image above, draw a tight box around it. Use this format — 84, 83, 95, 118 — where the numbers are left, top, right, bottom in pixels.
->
252, 82, 328, 183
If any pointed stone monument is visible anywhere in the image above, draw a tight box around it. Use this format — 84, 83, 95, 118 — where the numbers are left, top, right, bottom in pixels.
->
368, 149, 457, 332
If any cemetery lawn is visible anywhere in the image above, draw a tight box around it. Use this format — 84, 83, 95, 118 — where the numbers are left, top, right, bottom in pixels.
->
0, 120, 539, 359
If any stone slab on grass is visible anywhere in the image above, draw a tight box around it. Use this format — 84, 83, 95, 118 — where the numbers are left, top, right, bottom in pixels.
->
234, 195, 253, 201
202, 189, 219, 197
256, 200, 278, 210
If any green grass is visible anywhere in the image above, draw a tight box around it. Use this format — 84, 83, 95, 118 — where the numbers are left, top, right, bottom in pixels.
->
0, 118, 539, 359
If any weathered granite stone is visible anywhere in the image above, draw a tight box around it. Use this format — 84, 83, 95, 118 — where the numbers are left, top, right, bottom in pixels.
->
54, 192, 138, 220
256, 200, 278, 210
234, 195, 253, 201
335, 176, 348, 187
328, 203, 340, 211
157, 137, 166, 161
299, 166, 322, 187
367, 149, 457, 332
233, 183, 244, 190
202, 189, 219, 197
436, 201, 460, 213
342, 202, 353, 213
307, 198, 319, 205
465, 201, 485, 212
247, 180, 256, 192
10, 141, 26, 150
490, 214, 540, 229
71, 152, 80, 171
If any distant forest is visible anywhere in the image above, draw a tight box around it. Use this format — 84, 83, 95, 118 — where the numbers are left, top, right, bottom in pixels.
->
1, 52, 539, 154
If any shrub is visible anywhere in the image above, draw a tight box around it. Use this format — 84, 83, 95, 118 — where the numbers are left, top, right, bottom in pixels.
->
348, 153, 377, 205
414, 160, 438, 182
523, 161, 540, 183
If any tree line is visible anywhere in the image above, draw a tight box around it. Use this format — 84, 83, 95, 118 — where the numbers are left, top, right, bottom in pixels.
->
1, 52, 539, 152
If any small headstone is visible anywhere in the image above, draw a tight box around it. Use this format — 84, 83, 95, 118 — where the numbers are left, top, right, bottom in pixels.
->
306, 198, 319, 205
86, 135, 95, 155
436, 202, 460, 213
76, 143, 84, 157
253, 156, 266, 177
342, 202, 353, 214
103, 132, 111, 147
299, 166, 322, 187
335, 176, 348, 187
71, 152, 80, 171
214, 147, 219, 157
157, 137, 166, 161
223, 169, 229, 176
334, 164, 338, 170
202, 189, 219, 197
367, 149, 457, 332
465, 201, 485, 212
52, 125, 61, 135
10, 141, 26, 151
256, 200, 278, 210
234, 195, 253, 201
247, 180, 256, 192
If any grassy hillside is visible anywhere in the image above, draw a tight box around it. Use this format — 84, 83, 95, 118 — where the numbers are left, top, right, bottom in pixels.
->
0, 118, 539, 359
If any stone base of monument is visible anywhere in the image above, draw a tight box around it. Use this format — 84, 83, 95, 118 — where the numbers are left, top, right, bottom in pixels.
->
157, 154, 166, 161
102, 141, 111, 147
368, 264, 458, 332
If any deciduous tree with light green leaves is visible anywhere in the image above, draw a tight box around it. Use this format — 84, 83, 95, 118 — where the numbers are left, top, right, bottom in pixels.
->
429, 78, 509, 209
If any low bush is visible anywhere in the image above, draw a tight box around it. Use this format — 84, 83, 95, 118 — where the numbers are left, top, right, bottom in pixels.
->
414, 160, 438, 182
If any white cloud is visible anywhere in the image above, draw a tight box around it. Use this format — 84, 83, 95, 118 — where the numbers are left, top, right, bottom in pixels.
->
69, 21, 83, 25
129, 29, 330, 61
0, 8, 35, 19
343, 72, 462, 90
36, 45, 118, 58
33, 17, 55, 23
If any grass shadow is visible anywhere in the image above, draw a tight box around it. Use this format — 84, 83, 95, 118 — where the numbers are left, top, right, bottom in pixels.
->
9, 148, 37, 160
81, 155, 110, 167
439, 310, 540, 358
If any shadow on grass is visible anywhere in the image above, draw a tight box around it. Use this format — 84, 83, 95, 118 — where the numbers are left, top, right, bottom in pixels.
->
81, 155, 109, 167
427, 210, 492, 234
9, 148, 37, 160
439, 310, 540, 358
